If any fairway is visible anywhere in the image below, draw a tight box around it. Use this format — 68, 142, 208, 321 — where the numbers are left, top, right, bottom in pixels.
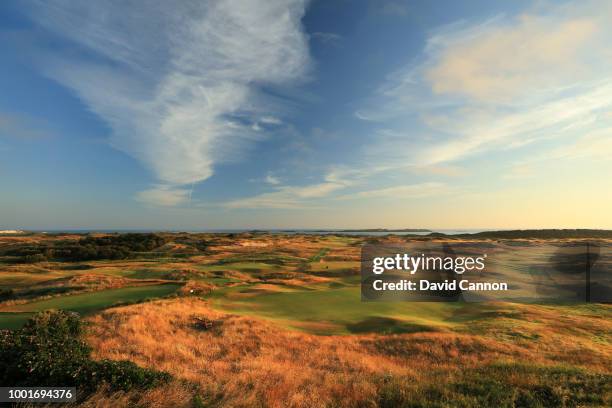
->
212, 285, 469, 334
211, 284, 612, 337
0, 283, 181, 329
198, 261, 282, 272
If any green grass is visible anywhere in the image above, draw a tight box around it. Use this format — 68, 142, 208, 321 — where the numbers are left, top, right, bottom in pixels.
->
0, 271, 66, 289
212, 285, 467, 334
210, 282, 610, 336
309, 248, 329, 262
308, 260, 358, 273
122, 268, 171, 279
216, 253, 305, 264
0, 312, 36, 330
0, 283, 182, 329
198, 262, 281, 273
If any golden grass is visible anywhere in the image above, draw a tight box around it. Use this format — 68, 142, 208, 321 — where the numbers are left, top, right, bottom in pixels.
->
86, 299, 611, 407
4, 233, 611, 406
88, 299, 401, 407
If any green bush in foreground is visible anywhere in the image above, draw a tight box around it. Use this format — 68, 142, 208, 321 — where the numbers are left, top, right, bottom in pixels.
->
0, 310, 170, 394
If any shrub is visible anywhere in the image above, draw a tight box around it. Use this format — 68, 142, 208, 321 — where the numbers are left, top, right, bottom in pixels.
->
0, 311, 170, 395
0, 310, 91, 387
2, 233, 168, 263
0, 288, 14, 301
23, 253, 47, 263
86, 360, 171, 391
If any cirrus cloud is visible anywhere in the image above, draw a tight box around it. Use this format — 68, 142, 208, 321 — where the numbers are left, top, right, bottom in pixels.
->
357, 0, 612, 167
24, 0, 311, 206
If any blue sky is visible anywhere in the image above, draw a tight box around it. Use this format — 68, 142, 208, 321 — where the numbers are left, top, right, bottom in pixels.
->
1, 0, 611, 230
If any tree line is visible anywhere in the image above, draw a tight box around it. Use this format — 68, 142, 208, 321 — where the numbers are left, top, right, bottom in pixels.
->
2, 233, 167, 262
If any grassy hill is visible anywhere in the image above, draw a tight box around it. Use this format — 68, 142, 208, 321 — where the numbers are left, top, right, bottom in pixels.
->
0, 232, 610, 406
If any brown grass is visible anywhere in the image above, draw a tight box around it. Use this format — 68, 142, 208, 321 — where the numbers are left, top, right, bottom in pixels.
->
86, 299, 611, 407
88, 299, 397, 407
4, 233, 611, 406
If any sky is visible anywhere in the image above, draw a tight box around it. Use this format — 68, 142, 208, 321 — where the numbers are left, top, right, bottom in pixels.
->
0, 0, 611, 230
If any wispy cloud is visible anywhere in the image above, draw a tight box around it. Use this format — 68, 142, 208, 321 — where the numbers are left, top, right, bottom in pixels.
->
311, 32, 342, 46
24, 0, 311, 206
260, 116, 283, 126
225, 171, 351, 209
335, 182, 448, 200
264, 174, 281, 185
357, 0, 612, 167
527, 126, 612, 163
135, 185, 191, 207
549, 128, 612, 161
223, 166, 453, 209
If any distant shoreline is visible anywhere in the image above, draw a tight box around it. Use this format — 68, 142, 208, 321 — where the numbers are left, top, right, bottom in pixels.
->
3, 228, 612, 239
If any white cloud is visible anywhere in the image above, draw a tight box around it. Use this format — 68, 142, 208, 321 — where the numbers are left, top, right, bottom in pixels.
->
357, 0, 612, 167
225, 171, 351, 209
135, 185, 191, 207
335, 182, 448, 200
532, 123, 612, 165
265, 174, 281, 185
227, 173, 452, 208
24, 0, 311, 204
426, 15, 598, 103
548, 127, 612, 161
503, 123, 612, 180
223, 184, 336, 209
252, 116, 283, 131
260, 116, 283, 125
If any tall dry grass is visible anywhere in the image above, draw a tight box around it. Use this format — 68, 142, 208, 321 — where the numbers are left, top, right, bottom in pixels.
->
85, 299, 611, 407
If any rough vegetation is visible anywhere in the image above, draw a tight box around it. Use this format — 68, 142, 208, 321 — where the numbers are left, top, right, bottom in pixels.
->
0, 233, 167, 262
0, 310, 170, 397
86, 299, 611, 407
0, 232, 610, 407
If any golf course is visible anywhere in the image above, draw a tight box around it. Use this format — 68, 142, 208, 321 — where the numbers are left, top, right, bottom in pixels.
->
0, 231, 610, 406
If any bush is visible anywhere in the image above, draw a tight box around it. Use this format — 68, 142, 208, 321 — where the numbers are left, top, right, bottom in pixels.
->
23, 253, 47, 263
0, 311, 170, 395
0, 310, 91, 387
90, 360, 171, 391
1, 233, 168, 263
0, 288, 14, 301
